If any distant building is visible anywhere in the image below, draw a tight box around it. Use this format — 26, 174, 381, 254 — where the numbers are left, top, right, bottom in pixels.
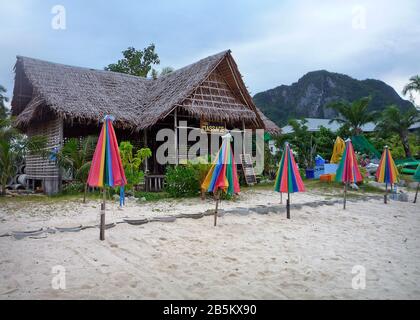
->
281, 118, 420, 134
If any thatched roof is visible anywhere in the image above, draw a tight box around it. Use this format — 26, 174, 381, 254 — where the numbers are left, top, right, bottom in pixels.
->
12, 50, 280, 134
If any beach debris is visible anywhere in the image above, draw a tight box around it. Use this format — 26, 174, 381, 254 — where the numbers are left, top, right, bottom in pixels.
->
123, 218, 149, 225
55, 225, 83, 233
11, 228, 45, 240
176, 213, 204, 219
149, 216, 177, 223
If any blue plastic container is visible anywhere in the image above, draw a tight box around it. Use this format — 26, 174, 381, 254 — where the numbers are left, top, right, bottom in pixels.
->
305, 168, 315, 179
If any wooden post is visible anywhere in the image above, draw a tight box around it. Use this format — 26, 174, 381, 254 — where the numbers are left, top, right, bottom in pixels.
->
384, 183, 388, 204
286, 192, 290, 219
343, 183, 347, 210
100, 187, 106, 241
414, 182, 419, 204
174, 108, 178, 166
83, 182, 88, 203
214, 189, 220, 226
144, 129, 148, 173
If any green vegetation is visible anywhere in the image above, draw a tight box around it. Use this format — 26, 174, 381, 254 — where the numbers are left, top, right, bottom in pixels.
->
402, 75, 420, 106
57, 136, 96, 189
326, 96, 377, 135
274, 119, 335, 168
119, 141, 151, 193
375, 105, 419, 158
164, 161, 211, 198
105, 45, 160, 78
1, 115, 46, 196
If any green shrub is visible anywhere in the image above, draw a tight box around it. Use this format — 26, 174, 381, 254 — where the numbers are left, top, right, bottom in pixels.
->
165, 165, 201, 197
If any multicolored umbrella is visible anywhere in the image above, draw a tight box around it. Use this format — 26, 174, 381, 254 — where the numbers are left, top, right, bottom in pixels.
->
335, 138, 363, 209
375, 146, 399, 203
201, 133, 240, 226
87, 115, 127, 240
274, 142, 305, 219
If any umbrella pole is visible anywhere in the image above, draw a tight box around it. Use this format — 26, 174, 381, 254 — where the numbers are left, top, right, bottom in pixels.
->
286, 192, 290, 219
83, 182, 88, 204
343, 183, 347, 210
280, 192, 283, 204
214, 189, 220, 227
414, 182, 419, 204
100, 187, 106, 241
384, 183, 388, 204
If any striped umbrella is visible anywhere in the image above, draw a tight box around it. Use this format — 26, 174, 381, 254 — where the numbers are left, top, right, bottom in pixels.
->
335, 138, 363, 209
274, 142, 305, 219
375, 146, 399, 203
87, 115, 127, 240
201, 133, 240, 226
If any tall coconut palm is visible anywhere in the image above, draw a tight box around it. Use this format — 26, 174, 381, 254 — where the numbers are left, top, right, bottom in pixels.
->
376, 105, 419, 158
0, 85, 9, 119
0, 118, 47, 195
326, 96, 377, 135
402, 75, 420, 97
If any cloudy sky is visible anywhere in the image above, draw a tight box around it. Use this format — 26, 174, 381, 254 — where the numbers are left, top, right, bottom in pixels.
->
1, 0, 419, 107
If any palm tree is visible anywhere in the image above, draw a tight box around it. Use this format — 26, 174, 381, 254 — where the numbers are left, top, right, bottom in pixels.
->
402, 75, 420, 97
326, 96, 377, 135
0, 85, 9, 119
0, 118, 47, 195
376, 105, 419, 158
57, 136, 97, 202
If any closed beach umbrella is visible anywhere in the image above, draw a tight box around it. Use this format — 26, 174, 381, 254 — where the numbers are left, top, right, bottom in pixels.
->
87, 115, 127, 240
375, 146, 399, 203
335, 138, 363, 209
330, 136, 345, 164
274, 142, 305, 219
201, 133, 240, 226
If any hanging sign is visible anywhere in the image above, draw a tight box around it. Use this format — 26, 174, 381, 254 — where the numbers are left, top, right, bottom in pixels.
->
200, 120, 226, 134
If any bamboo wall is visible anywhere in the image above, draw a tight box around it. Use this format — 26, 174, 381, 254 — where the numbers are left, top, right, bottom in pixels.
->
26, 117, 63, 180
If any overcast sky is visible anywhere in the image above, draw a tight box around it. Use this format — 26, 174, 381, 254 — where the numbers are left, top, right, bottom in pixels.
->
1, 0, 419, 107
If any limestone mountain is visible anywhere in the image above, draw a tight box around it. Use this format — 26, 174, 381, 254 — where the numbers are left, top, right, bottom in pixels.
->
253, 70, 415, 126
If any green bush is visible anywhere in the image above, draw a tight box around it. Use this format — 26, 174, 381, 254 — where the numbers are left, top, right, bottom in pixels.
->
165, 165, 201, 197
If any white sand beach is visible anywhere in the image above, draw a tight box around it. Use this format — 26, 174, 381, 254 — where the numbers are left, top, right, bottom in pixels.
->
0, 188, 419, 299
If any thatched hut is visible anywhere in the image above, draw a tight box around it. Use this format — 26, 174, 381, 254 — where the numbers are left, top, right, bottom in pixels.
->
11, 50, 280, 194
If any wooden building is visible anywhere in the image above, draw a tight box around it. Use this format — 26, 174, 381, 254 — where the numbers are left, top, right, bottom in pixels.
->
11, 50, 280, 194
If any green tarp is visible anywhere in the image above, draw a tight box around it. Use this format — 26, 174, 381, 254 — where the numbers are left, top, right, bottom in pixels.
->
414, 164, 420, 182
351, 135, 381, 159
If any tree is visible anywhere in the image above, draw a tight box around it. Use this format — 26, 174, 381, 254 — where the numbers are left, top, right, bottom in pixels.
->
375, 105, 419, 158
0, 85, 9, 120
119, 141, 151, 192
402, 75, 420, 106
57, 136, 97, 182
0, 118, 47, 195
151, 66, 174, 79
276, 119, 317, 168
326, 96, 377, 135
105, 45, 160, 77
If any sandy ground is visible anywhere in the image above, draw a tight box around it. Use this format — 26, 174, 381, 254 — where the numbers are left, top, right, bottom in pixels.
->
0, 188, 419, 299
